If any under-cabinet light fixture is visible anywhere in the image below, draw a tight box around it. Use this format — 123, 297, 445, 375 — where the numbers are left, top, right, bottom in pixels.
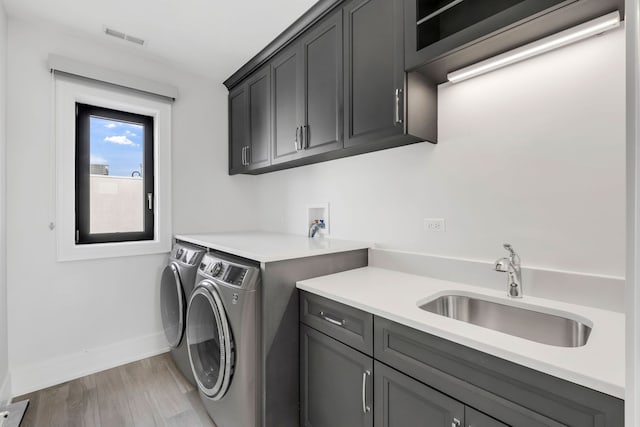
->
447, 11, 621, 83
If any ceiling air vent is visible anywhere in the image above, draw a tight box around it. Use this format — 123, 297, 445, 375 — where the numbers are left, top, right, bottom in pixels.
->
104, 27, 146, 46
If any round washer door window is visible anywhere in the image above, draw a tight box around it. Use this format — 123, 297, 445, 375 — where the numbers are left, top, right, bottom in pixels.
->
187, 282, 234, 400
160, 263, 185, 348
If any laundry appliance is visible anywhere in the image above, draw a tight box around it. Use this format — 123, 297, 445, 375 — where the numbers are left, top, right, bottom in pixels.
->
160, 242, 205, 385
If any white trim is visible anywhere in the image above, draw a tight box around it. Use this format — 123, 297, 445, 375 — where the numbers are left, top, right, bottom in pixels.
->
54, 75, 172, 261
48, 54, 178, 100
626, 0, 639, 424
0, 374, 11, 405
10, 332, 169, 397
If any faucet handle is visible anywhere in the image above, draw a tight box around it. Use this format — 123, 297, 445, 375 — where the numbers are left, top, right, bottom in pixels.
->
502, 243, 521, 265
503, 243, 516, 256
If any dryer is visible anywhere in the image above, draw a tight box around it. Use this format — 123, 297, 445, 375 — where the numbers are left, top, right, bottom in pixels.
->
186, 252, 260, 427
160, 242, 205, 385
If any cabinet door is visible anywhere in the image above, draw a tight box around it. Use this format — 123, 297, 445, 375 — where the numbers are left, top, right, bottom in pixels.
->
374, 361, 464, 427
344, 0, 405, 148
300, 9, 343, 156
466, 407, 508, 427
247, 67, 271, 170
271, 45, 303, 164
228, 84, 248, 174
300, 324, 373, 427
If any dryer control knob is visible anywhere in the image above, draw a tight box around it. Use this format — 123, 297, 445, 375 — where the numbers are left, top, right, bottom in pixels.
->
211, 262, 223, 276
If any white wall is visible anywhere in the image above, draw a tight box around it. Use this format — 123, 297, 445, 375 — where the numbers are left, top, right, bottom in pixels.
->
256, 27, 626, 278
6, 18, 257, 396
0, 0, 9, 406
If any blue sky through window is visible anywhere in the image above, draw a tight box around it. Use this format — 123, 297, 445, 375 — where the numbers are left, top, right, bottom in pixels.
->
90, 116, 144, 177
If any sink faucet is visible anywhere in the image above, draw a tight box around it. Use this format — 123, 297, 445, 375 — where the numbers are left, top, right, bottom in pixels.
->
308, 220, 326, 238
494, 243, 523, 298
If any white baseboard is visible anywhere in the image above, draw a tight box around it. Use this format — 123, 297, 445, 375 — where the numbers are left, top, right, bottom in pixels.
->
11, 332, 169, 397
0, 373, 11, 406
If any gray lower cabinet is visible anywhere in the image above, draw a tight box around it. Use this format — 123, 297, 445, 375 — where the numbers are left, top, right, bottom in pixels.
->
299, 291, 623, 427
374, 361, 464, 427
466, 407, 509, 427
300, 324, 373, 427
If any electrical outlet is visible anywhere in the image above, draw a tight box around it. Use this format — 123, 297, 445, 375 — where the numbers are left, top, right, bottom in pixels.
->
424, 218, 446, 232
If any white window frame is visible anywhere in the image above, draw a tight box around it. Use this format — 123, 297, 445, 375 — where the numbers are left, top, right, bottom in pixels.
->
55, 76, 172, 261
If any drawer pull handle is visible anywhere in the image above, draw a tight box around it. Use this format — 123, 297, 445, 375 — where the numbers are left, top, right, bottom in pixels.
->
319, 311, 346, 327
362, 370, 371, 414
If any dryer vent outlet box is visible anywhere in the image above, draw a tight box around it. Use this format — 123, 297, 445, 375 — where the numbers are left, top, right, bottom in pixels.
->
307, 203, 330, 236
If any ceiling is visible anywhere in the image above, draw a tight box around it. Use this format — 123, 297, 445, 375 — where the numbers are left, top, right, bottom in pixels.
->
2, 0, 318, 82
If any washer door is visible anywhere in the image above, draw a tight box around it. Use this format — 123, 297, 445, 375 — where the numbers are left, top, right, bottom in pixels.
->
160, 263, 185, 348
187, 282, 234, 400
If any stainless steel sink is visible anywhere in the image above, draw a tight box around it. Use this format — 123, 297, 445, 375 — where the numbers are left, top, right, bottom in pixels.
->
419, 293, 592, 347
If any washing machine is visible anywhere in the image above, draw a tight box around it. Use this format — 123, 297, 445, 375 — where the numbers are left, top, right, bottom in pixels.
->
186, 252, 260, 427
160, 242, 205, 385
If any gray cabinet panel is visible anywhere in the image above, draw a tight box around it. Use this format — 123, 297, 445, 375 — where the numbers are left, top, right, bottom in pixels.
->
301, 9, 343, 154
300, 324, 373, 427
374, 317, 623, 427
466, 407, 508, 427
300, 291, 373, 355
247, 67, 271, 169
344, 0, 404, 147
375, 361, 464, 427
228, 85, 247, 174
272, 47, 302, 163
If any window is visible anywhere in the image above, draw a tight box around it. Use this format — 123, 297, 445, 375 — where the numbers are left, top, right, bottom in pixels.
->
54, 74, 173, 261
75, 103, 154, 244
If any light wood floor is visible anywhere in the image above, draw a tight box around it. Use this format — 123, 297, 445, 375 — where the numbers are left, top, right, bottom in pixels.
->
13, 353, 216, 427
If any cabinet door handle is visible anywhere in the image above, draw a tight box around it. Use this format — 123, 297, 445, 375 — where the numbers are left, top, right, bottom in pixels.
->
241, 146, 246, 165
295, 127, 300, 151
394, 88, 403, 125
451, 418, 461, 427
362, 370, 371, 414
319, 311, 346, 327
304, 125, 309, 149
245, 146, 251, 164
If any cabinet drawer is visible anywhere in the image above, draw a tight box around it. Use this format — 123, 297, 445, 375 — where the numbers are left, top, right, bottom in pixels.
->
374, 316, 623, 427
300, 291, 373, 355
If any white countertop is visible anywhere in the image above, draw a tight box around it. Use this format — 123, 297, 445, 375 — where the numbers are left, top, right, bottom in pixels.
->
175, 232, 370, 263
297, 266, 625, 399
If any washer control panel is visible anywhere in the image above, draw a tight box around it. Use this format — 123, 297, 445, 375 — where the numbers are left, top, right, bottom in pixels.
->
198, 254, 254, 288
172, 243, 205, 266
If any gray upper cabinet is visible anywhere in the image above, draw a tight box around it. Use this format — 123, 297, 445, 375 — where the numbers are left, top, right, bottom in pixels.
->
246, 67, 271, 170
343, 0, 436, 150
300, 10, 343, 156
271, 46, 302, 163
343, 0, 404, 148
272, 9, 343, 165
228, 66, 271, 172
374, 361, 464, 427
226, 0, 624, 174
228, 84, 248, 174
300, 324, 373, 427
